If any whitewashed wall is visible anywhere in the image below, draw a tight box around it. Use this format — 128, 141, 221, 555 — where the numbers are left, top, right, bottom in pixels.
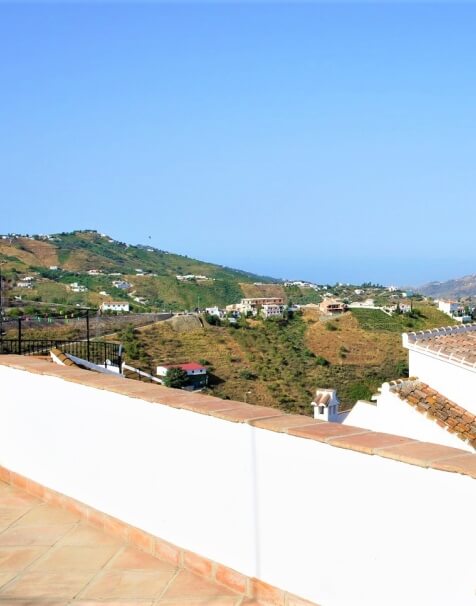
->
1, 364, 476, 606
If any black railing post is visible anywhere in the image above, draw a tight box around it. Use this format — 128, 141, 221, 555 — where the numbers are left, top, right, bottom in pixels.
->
86, 310, 90, 362
18, 318, 22, 355
104, 341, 107, 368
118, 344, 123, 375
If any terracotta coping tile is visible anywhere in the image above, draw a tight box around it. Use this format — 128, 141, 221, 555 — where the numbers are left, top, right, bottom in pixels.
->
249, 415, 321, 433
429, 454, 476, 478
374, 441, 467, 468
213, 405, 283, 423
288, 422, 369, 443
177, 399, 248, 414
328, 431, 416, 454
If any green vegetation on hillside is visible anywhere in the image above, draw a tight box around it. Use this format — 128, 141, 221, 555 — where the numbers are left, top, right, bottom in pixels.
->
351, 304, 456, 332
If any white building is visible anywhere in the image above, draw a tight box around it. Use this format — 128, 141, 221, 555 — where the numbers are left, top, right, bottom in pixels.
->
113, 280, 132, 290
343, 324, 476, 452
69, 282, 88, 293
261, 304, 285, 319
100, 301, 130, 313
438, 300, 461, 316
156, 363, 208, 389
205, 306, 225, 319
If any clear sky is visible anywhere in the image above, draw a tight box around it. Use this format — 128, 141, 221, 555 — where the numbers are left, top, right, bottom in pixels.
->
1, 2, 475, 286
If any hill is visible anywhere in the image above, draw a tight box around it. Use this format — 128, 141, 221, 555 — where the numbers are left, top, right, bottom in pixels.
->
0, 230, 278, 312
119, 303, 454, 414
416, 274, 476, 299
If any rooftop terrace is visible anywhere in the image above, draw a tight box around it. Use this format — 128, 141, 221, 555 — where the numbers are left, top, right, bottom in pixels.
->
0, 480, 249, 605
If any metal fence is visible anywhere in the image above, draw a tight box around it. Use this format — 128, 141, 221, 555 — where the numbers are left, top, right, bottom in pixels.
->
0, 338, 122, 368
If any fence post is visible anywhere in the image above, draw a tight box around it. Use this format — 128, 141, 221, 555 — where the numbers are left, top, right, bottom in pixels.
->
104, 341, 107, 369
86, 310, 90, 362
118, 344, 123, 375
18, 318, 22, 355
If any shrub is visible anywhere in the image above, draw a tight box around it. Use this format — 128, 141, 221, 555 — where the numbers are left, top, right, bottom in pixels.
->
163, 367, 189, 389
239, 369, 257, 380
347, 382, 373, 402
315, 356, 330, 366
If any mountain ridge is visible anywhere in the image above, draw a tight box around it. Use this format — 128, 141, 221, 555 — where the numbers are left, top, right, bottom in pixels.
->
416, 273, 476, 299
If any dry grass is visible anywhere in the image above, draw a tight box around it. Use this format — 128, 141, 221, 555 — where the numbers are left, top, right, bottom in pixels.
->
304, 309, 405, 366
239, 283, 287, 300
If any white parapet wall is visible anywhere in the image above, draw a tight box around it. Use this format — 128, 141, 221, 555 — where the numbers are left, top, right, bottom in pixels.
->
1, 362, 476, 605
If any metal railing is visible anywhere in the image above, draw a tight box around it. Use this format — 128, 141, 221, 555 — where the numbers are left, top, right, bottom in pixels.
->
0, 338, 122, 369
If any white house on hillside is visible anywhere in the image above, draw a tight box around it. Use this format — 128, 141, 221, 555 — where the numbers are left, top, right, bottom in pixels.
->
261, 304, 285, 319
438, 300, 461, 316
100, 301, 130, 313
343, 324, 476, 452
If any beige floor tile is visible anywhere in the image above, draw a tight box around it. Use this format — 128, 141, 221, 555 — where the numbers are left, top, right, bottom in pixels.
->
158, 599, 240, 606
109, 547, 177, 571
0, 571, 17, 589
82, 570, 176, 600
0, 507, 32, 531
0, 546, 47, 571
161, 570, 236, 600
0, 525, 75, 546
30, 545, 120, 572
0, 571, 95, 599
0, 492, 39, 508
57, 524, 121, 547
12, 505, 79, 527
76, 602, 153, 606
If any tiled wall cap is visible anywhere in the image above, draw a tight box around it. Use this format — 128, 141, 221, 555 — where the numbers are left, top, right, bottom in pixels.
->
2, 356, 476, 479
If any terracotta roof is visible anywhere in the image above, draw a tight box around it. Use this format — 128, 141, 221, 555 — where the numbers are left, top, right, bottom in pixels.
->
405, 325, 476, 366
389, 379, 476, 449
50, 347, 80, 368
313, 392, 331, 406
161, 362, 206, 372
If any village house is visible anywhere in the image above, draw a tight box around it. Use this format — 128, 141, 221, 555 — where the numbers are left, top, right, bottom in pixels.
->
112, 279, 132, 290
319, 298, 347, 315
438, 299, 461, 316
156, 362, 208, 390
100, 301, 130, 313
205, 306, 225, 319
261, 303, 285, 319
69, 282, 88, 293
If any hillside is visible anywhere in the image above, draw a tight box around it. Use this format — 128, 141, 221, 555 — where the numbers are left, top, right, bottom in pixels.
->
416, 274, 476, 299
121, 303, 454, 414
0, 230, 278, 311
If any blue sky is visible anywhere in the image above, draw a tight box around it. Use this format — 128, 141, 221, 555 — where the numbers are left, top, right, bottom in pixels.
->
1, 2, 475, 286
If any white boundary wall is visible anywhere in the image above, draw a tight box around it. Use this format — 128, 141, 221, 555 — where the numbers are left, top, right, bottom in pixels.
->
1, 365, 476, 606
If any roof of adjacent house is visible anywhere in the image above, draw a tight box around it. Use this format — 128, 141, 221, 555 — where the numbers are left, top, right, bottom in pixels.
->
404, 324, 476, 366
160, 362, 206, 372
389, 378, 476, 449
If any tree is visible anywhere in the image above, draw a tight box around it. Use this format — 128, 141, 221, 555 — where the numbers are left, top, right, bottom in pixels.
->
163, 367, 189, 389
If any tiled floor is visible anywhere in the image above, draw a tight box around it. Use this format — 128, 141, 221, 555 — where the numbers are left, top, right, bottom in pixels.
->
0, 481, 249, 605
